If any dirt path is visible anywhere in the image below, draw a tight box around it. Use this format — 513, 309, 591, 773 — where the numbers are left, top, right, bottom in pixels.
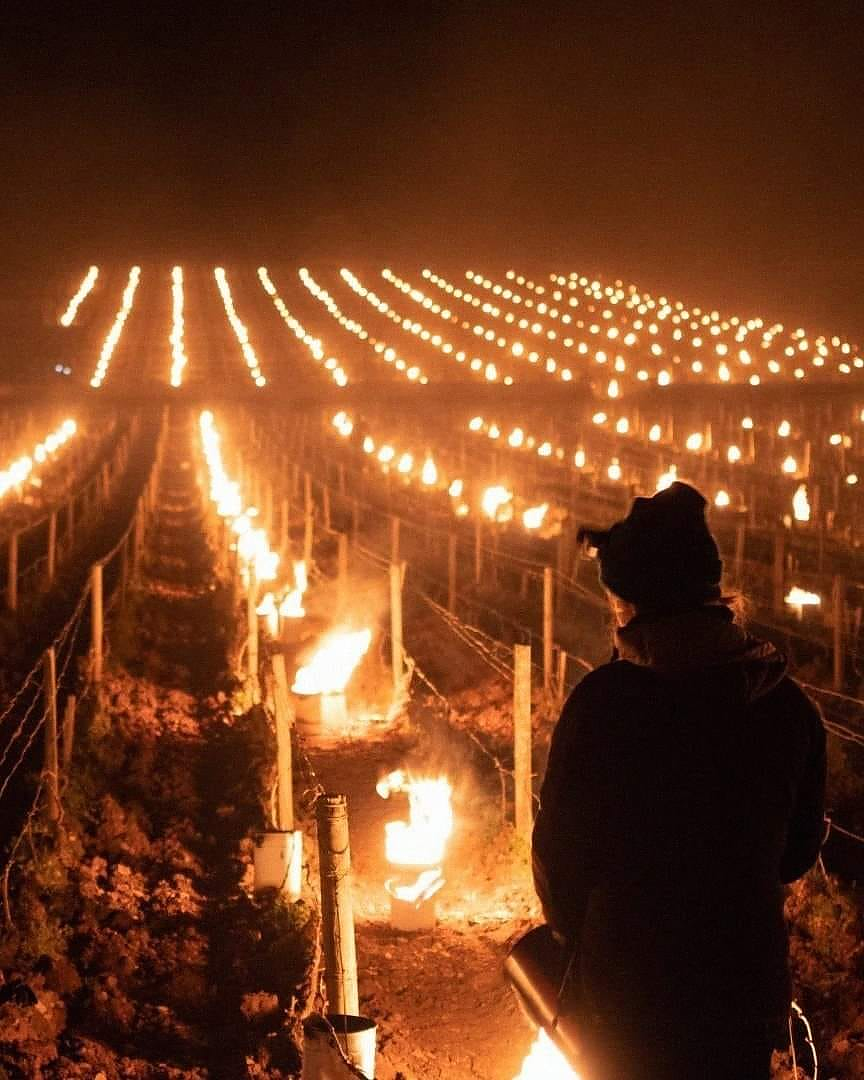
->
307, 713, 542, 1079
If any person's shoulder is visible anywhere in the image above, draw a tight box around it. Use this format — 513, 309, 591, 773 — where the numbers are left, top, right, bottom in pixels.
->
760, 674, 825, 738
563, 659, 657, 717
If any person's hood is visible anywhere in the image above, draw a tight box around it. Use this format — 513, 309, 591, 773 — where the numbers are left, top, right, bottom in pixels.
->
614, 605, 787, 703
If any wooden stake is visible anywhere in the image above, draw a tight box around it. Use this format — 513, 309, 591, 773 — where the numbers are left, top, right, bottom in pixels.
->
337, 533, 348, 607
6, 531, 18, 611
279, 496, 290, 559
474, 517, 483, 586
316, 794, 360, 1015
303, 501, 314, 566
513, 644, 533, 848
556, 649, 568, 703
43, 648, 60, 823
62, 694, 76, 770
543, 567, 554, 693
271, 655, 294, 831
772, 531, 785, 612
247, 573, 260, 704
46, 512, 57, 588
734, 522, 746, 583
390, 562, 404, 692
323, 486, 331, 532
833, 574, 846, 692
91, 563, 103, 685
447, 533, 457, 613
390, 516, 400, 564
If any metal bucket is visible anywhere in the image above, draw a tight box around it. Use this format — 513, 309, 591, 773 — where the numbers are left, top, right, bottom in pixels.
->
294, 693, 350, 748
385, 878, 437, 932
504, 925, 583, 1068
302, 1013, 376, 1079
252, 830, 303, 899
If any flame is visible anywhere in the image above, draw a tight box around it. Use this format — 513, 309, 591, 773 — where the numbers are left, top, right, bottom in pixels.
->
785, 586, 821, 609
292, 628, 372, 695
377, 770, 454, 867
656, 465, 677, 491
513, 1030, 579, 1079
782, 455, 797, 475
421, 456, 438, 485
714, 489, 731, 507
390, 867, 445, 904
792, 484, 811, 522
256, 592, 279, 635
482, 485, 513, 521
90, 266, 140, 388
1, 418, 77, 501
522, 503, 548, 530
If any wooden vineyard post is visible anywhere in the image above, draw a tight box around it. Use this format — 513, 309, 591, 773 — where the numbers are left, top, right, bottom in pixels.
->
390, 515, 400, 564
322, 485, 331, 532
271, 655, 294, 831
43, 647, 61, 824
316, 794, 360, 1015
304, 471, 313, 520
338, 462, 346, 495
733, 522, 746, 584
833, 574, 846, 692
247, 572, 260, 705
474, 517, 483, 586
67, 498, 76, 555
62, 694, 76, 770
447, 532, 457, 613
6, 531, 18, 611
303, 498, 314, 566
772, 531, 785, 612
556, 649, 568, 704
351, 497, 360, 547
337, 533, 348, 608
46, 512, 57, 588
279, 496, 291, 560
91, 563, 104, 686
513, 644, 533, 850
543, 567, 554, 694
390, 562, 404, 692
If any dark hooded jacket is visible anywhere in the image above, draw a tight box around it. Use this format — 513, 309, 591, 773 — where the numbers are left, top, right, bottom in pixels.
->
532, 605, 826, 1033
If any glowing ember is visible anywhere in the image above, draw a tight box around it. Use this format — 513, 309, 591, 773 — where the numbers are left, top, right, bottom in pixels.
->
513, 1030, 578, 1079
292, 628, 372, 695
792, 484, 811, 522
522, 503, 549, 530
377, 770, 453, 867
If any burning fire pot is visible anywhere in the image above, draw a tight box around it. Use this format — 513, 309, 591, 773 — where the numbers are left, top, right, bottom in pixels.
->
291, 629, 372, 748
253, 829, 303, 900
385, 868, 444, 932
377, 771, 453, 933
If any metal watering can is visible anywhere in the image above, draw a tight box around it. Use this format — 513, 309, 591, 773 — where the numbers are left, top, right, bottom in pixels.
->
504, 925, 584, 1070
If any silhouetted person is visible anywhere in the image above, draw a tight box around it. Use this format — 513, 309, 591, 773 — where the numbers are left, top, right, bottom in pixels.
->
533, 481, 825, 1080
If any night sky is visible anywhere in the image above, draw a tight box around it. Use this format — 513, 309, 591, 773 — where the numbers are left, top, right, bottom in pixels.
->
2, 2, 862, 335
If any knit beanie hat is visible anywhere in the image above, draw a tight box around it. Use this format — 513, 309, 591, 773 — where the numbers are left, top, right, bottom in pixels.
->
577, 481, 723, 612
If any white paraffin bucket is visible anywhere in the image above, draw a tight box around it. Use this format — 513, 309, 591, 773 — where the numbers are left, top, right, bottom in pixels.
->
302, 1014, 377, 1079
252, 830, 303, 899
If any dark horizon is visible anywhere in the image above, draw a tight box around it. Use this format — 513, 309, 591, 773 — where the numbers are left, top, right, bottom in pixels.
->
2, 3, 862, 339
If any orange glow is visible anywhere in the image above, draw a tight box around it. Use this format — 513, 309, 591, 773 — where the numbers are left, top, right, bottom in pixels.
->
292, 629, 372, 695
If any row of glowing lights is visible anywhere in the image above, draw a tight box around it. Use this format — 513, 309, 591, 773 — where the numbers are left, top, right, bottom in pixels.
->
213, 268, 267, 386
542, 270, 859, 369
332, 411, 552, 529
257, 267, 348, 387
298, 268, 429, 384
342, 268, 511, 384
0, 419, 77, 501
457, 268, 862, 386
90, 267, 140, 388
419, 266, 780, 390
169, 267, 188, 387
59, 266, 99, 327
469, 409, 862, 489
198, 410, 318, 640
